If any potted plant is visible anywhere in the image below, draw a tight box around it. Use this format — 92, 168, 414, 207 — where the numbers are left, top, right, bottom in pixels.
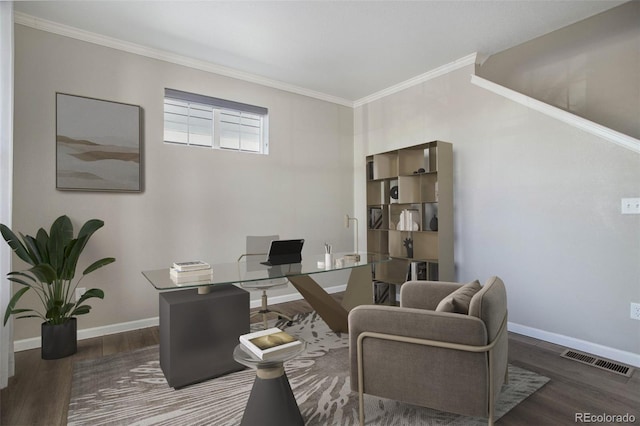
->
1, 215, 115, 359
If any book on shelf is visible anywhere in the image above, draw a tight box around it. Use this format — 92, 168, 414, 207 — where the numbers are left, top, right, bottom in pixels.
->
172, 260, 211, 272
407, 261, 438, 281
374, 281, 391, 304
239, 327, 302, 360
369, 207, 383, 229
410, 261, 427, 280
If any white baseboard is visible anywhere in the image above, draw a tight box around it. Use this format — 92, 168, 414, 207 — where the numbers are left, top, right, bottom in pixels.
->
14, 317, 161, 352
22, 286, 637, 369
508, 321, 640, 368
14, 284, 347, 352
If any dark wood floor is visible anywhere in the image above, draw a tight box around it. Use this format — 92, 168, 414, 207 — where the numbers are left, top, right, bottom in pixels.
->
2, 295, 638, 425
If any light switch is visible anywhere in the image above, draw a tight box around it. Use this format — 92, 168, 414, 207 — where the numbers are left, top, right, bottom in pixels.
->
621, 198, 640, 214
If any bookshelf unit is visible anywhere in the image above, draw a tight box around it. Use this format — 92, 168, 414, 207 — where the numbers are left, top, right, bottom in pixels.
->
366, 141, 453, 295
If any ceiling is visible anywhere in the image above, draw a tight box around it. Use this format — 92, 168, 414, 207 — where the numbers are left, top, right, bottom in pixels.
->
14, 1, 625, 104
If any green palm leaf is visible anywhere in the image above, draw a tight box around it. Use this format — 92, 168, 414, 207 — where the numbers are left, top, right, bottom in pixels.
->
48, 216, 73, 274
0, 224, 34, 265
29, 264, 57, 284
7, 271, 38, 285
3, 287, 30, 325
21, 234, 43, 265
64, 219, 104, 278
77, 219, 104, 241
83, 258, 115, 275
7, 276, 37, 288
61, 238, 80, 280
59, 302, 76, 317
15, 314, 43, 320
35, 228, 50, 264
76, 288, 104, 305
70, 305, 92, 316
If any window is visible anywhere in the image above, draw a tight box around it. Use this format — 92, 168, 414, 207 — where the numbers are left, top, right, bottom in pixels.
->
164, 88, 269, 154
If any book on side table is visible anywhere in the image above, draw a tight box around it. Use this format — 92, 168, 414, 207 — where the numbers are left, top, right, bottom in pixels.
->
239, 327, 302, 360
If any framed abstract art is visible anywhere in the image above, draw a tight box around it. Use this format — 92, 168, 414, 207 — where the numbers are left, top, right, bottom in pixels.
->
56, 93, 142, 192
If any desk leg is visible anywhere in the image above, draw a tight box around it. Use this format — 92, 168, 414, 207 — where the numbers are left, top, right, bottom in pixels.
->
340, 265, 374, 311
287, 265, 372, 333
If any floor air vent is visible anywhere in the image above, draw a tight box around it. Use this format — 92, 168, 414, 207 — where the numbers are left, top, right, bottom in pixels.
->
561, 349, 634, 377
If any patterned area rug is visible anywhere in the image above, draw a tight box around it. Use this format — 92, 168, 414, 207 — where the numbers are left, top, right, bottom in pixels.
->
68, 312, 548, 425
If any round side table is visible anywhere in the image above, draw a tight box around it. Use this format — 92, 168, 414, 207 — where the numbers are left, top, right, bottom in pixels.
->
234, 342, 306, 426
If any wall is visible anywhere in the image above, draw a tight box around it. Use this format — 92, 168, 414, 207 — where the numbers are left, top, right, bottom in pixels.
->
12, 25, 354, 341
478, 1, 640, 140
354, 60, 640, 361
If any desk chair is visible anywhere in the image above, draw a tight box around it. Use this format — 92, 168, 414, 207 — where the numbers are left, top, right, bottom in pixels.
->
238, 235, 294, 329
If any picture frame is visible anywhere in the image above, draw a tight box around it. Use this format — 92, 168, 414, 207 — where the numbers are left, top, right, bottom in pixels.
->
56, 93, 142, 192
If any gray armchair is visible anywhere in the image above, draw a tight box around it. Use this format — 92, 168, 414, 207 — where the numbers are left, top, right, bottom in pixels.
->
348, 276, 508, 425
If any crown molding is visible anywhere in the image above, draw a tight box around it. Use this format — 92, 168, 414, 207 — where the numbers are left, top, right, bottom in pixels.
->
353, 52, 478, 107
13, 12, 354, 108
13, 12, 483, 110
470, 74, 640, 154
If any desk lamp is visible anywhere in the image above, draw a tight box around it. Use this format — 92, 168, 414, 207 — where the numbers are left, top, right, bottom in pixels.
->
344, 214, 361, 262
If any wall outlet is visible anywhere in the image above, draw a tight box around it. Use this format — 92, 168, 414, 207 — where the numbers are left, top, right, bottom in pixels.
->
621, 198, 640, 214
75, 287, 86, 302
631, 303, 640, 321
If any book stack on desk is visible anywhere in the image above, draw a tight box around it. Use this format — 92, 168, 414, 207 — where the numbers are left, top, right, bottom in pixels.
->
239, 327, 302, 360
170, 261, 213, 283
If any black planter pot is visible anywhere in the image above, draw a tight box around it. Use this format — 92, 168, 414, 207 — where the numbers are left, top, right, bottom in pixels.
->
41, 318, 77, 360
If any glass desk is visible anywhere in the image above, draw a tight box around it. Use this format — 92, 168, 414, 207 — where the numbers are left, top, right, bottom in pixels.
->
143, 252, 389, 333
142, 253, 388, 388
234, 342, 307, 426
142, 253, 386, 290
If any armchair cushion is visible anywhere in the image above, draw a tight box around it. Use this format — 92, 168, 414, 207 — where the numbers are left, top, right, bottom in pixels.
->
400, 280, 463, 310
435, 280, 481, 314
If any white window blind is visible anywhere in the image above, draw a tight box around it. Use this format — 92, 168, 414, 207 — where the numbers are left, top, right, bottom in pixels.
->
163, 88, 269, 154
164, 98, 213, 147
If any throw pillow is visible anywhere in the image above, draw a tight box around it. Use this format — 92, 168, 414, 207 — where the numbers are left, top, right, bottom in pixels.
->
435, 280, 482, 314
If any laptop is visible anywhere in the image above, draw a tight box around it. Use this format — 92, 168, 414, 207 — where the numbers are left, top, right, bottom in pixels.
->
261, 239, 305, 266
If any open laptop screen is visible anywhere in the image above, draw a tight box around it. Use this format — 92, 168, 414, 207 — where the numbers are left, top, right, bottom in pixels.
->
261, 239, 304, 266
